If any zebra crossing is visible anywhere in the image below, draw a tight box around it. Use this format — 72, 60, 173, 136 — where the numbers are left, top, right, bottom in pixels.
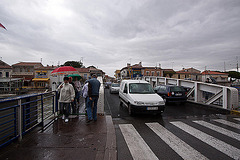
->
119, 118, 240, 160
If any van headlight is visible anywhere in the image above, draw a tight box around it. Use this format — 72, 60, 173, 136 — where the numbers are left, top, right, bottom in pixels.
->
134, 101, 144, 105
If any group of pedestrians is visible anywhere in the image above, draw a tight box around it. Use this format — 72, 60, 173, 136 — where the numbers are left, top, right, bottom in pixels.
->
57, 74, 100, 123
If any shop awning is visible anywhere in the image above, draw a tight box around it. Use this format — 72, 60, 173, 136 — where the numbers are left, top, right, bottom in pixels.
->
32, 78, 50, 81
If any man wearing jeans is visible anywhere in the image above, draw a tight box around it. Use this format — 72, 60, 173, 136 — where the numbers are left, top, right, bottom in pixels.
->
57, 77, 75, 123
86, 74, 101, 123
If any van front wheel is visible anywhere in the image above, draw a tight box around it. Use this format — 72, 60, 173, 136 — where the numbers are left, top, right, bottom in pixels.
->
128, 104, 134, 116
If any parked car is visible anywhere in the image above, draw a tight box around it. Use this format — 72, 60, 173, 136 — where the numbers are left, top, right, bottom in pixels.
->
110, 83, 120, 94
154, 85, 187, 104
105, 82, 112, 89
119, 80, 165, 115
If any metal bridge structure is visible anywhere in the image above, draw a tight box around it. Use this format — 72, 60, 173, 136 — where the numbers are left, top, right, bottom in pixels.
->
0, 76, 105, 149
136, 76, 239, 110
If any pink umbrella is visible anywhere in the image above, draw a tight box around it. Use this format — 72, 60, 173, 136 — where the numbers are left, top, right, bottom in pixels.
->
51, 66, 78, 75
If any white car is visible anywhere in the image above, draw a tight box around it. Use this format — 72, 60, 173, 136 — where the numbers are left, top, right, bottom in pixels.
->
110, 83, 120, 94
119, 80, 165, 115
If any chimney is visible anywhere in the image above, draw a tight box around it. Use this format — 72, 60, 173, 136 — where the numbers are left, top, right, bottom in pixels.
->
139, 61, 142, 66
127, 63, 130, 67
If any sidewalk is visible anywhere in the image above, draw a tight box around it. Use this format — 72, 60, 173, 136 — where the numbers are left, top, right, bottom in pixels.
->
0, 115, 117, 160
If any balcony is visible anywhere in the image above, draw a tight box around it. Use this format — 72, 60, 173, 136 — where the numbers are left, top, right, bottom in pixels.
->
12, 72, 34, 76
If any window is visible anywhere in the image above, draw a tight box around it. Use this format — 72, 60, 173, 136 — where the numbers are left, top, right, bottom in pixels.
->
170, 86, 185, 92
0, 72, 2, 77
157, 71, 160, 76
124, 84, 128, 93
151, 71, 155, 76
146, 71, 149, 76
6, 72, 9, 78
112, 83, 120, 87
129, 83, 155, 94
159, 86, 167, 92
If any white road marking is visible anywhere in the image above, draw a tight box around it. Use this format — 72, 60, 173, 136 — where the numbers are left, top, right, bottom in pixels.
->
119, 124, 158, 160
213, 119, 240, 129
233, 118, 240, 122
171, 121, 240, 160
193, 120, 240, 141
146, 122, 208, 160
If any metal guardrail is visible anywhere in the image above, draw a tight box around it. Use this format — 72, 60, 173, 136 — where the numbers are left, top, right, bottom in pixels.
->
0, 91, 58, 148
136, 76, 239, 110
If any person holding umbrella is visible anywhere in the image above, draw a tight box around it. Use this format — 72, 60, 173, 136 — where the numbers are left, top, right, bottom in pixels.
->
57, 77, 75, 123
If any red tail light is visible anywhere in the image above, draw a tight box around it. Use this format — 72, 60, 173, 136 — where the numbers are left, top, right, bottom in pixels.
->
168, 92, 171, 97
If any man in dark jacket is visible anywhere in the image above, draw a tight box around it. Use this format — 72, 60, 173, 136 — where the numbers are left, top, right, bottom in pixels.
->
86, 74, 101, 123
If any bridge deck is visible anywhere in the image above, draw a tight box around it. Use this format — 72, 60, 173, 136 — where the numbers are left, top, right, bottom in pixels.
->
0, 115, 108, 160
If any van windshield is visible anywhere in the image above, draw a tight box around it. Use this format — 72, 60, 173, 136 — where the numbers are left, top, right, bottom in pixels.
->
129, 83, 155, 94
112, 83, 120, 87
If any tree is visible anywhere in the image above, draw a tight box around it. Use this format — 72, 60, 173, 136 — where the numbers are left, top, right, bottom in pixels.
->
228, 71, 240, 79
62, 61, 84, 68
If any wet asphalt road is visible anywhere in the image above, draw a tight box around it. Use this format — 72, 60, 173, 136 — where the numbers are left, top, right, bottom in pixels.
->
104, 89, 240, 160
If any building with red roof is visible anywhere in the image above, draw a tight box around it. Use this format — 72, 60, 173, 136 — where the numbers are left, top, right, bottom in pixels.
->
0, 60, 12, 78
12, 62, 43, 86
201, 70, 229, 85
173, 67, 201, 81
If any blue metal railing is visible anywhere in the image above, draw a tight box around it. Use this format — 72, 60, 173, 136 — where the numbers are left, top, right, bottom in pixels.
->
0, 91, 58, 148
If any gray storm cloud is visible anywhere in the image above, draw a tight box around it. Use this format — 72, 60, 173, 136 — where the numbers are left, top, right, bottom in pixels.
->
0, 0, 240, 76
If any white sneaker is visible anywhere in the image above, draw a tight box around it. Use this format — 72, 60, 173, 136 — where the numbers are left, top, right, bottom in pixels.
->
62, 115, 65, 120
65, 118, 69, 123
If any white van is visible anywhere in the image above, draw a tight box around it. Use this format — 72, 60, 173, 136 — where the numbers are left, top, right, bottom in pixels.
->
119, 80, 165, 115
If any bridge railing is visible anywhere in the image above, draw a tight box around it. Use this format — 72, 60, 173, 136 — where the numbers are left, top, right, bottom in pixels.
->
0, 91, 58, 148
136, 76, 239, 110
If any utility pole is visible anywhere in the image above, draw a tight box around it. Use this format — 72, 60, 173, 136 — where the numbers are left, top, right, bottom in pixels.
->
224, 61, 226, 72
205, 66, 207, 82
237, 56, 239, 72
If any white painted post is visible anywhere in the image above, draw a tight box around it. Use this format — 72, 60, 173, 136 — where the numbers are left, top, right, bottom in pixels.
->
177, 79, 180, 86
97, 77, 104, 115
18, 99, 22, 141
164, 77, 167, 85
156, 77, 160, 86
222, 87, 228, 109
150, 77, 153, 87
194, 82, 198, 102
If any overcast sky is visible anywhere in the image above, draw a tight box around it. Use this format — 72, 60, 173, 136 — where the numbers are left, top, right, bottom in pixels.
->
0, 0, 240, 76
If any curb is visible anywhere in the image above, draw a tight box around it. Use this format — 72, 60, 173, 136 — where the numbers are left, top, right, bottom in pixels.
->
103, 115, 117, 160
231, 110, 240, 116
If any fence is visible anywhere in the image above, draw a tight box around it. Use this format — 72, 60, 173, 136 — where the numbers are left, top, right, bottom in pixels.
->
136, 76, 239, 110
0, 91, 57, 148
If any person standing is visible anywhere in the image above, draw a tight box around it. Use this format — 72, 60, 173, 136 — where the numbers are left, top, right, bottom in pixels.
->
74, 77, 82, 107
57, 77, 75, 123
82, 80, 89, 115
86, 74, 101, 123
69, 77, 77, 114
